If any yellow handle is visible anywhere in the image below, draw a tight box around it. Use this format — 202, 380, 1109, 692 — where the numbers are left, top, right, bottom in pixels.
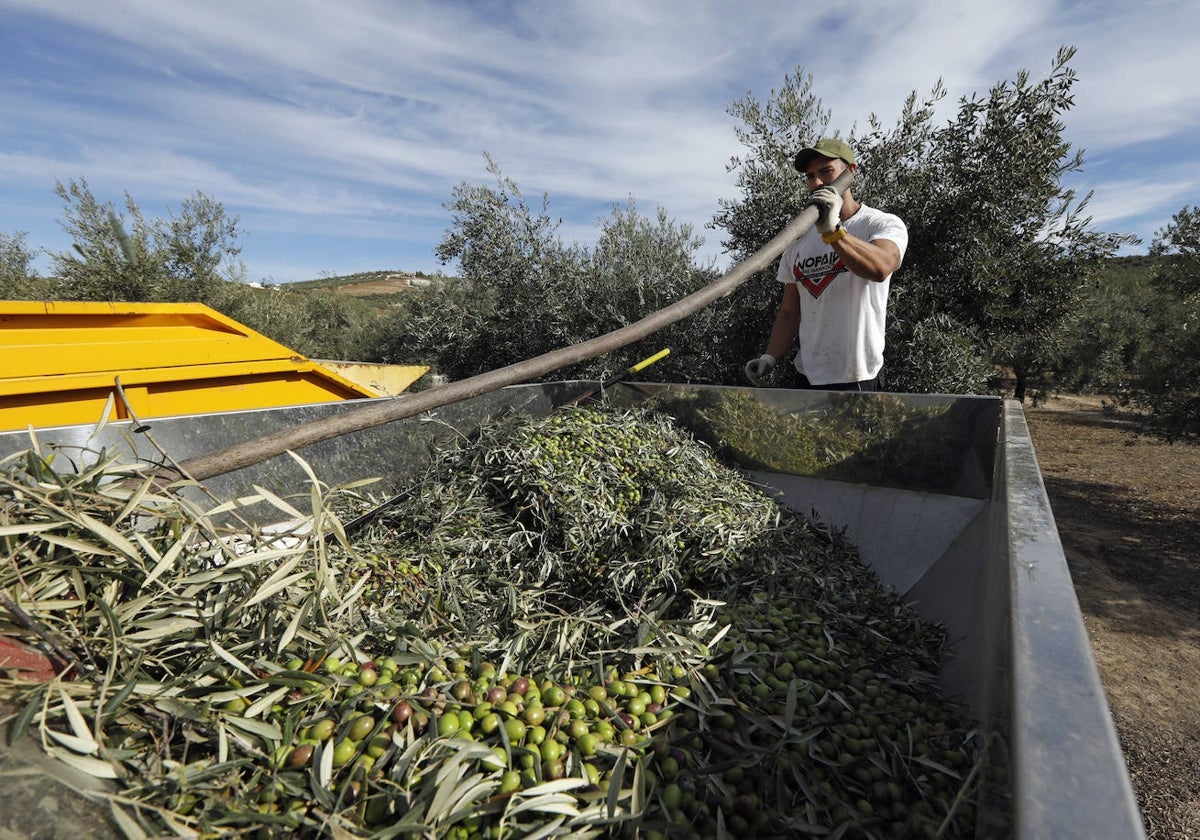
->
627, 347, 670, 375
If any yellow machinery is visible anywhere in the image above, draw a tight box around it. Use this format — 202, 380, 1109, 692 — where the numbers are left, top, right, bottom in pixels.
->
0, 301, 428, 432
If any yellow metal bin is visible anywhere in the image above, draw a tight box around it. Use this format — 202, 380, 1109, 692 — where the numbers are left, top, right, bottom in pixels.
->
0, 301, 428, 432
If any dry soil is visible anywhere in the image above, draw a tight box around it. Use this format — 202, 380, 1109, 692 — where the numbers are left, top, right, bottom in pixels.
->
1024, 395, 1200, 839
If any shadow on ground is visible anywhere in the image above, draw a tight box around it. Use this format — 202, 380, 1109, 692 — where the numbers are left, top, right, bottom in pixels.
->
1041, 471, 1200, 629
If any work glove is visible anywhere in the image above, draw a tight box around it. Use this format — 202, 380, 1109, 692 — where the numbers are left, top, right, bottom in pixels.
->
744, 353, 776, 386
808, 185, 843, 235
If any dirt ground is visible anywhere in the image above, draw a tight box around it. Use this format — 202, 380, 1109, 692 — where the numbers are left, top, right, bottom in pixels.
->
1024, 395, 1200, 839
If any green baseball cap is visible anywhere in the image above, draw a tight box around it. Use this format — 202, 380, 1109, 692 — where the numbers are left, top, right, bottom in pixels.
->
793, 137, 856, 173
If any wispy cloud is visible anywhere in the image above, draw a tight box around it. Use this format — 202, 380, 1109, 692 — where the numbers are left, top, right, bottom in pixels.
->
1, 0, 1197, 278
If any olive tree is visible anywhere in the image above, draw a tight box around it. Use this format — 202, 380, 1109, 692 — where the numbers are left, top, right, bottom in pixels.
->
715, 47, 1130, 398
583, 202, 723, 383
1051, 258, 1160, 396
1150, 205, 1200, 294
0, 230, 49, 299
48, 178, 160, 301
48, 178, 246, 302
390, 156, 719, 383
1127, 206, 1200, 442
426, 156, 591, 378
155, 192, 247, 296
866, 47, 1131, 400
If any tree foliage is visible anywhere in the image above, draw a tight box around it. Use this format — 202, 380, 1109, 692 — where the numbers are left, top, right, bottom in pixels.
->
1052, 242, 1200, 443
1130, 208, 1200, 442
882, 313, 995, 395
48, 178, 246, 302
0, 229, 48, 299
869, 47, 1132, 401
431, 155, 591, 375
1150, 205, 1200, 295
381, 155, 721, 383
584, 202, 727, 382
1052, 263, 1158, 396
1, 179, 378, 363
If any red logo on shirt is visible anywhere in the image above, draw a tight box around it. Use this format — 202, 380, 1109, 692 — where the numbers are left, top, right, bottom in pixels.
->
794, 258, 846, 298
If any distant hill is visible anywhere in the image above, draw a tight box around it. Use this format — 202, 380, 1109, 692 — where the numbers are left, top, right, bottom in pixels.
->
287, 270, 444, 296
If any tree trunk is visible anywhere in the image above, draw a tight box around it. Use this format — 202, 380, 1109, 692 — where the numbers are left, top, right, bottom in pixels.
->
1013, 365, 1027, 403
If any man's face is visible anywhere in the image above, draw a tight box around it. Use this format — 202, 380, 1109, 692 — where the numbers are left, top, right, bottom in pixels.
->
804, 155, 848, 190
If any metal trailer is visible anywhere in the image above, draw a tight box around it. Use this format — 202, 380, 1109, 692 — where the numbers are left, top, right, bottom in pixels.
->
0, 382, 1145, 839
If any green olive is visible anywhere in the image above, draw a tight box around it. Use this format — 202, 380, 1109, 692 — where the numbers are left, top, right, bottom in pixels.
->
498, 770, 522, 794
331, 739, 356, 766
577, 732, 601, 756
542, 684, 566, 707
503, 717, 526, 742
593, 720, 615, 742
481, 746, 506, 771
661, 782, 682, 810
309, 718, 335, 741
348, 715, 375, 742
366, 734, 390, 759
221, 697, 249, 714
539, 739, 563, 763
479, 712, 502, 735
437, 713, 462, 737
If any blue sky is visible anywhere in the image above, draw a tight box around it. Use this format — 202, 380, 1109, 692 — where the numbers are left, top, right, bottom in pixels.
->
2, 0, 1197, 284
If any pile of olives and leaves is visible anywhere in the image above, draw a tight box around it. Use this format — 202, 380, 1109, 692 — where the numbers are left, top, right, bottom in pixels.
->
0, 404, 993, 838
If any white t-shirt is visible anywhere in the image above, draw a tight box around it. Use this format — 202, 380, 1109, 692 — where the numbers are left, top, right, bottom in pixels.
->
775, 204, 908, 385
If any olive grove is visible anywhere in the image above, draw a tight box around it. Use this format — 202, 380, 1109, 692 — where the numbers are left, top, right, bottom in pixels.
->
2, 48, 1195, 441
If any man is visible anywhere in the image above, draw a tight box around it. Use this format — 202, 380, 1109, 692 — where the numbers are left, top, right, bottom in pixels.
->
745, 137, 908, 391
